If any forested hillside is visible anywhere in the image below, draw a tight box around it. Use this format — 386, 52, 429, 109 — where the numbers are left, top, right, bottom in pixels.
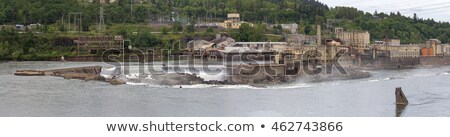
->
0, 0, 449, 44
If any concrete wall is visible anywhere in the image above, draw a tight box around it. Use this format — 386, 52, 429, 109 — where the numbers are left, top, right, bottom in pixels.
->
362, 57, 420, 69
420, 56, 450, 66
336, 31, 370, 46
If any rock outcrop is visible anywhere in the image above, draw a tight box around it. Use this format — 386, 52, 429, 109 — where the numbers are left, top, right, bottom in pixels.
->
151, 73, 205, 85
15, 65, 372, 87
301, 69, 371, 83
15, 66, 125, 85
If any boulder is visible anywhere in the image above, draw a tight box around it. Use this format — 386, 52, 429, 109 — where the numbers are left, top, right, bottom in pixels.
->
110, 79, 127, 85
151, 73, 204, 85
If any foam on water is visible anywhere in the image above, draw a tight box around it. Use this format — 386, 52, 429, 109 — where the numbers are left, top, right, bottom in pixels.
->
125, 73, 140, 79
100, 66, 120, 79
436, 72, 450, 76
126, 82, 148, 86
121, 64, 450, 89
3, 61, 450, 116
368, 79, 380, 82
268, 83, 314, 89
174, 84, 219, 89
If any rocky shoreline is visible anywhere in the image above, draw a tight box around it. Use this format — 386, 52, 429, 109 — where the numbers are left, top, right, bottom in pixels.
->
15, 66, 371, 87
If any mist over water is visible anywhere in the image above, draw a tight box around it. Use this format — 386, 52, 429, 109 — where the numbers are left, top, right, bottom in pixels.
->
1, 61, 450, 117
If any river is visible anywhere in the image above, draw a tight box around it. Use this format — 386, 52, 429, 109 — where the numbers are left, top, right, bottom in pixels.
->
1, 61, 450, 117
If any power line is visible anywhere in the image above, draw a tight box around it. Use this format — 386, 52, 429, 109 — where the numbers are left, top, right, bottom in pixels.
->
401, 4, 450, 14
374, 0, 424, 7
332, 0, 414, 7
396, 2, 450, 11
420, 9, 450, 15
362, 0, 427, 10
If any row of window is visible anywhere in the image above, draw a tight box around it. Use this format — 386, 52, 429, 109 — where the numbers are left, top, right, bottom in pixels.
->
390, 51, 420, 58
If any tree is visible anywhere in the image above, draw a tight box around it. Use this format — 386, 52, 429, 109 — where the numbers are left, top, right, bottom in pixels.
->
0, 41, 11, 59
117, 0, 125, 6
133, 6, 148, 23
11, 50, 23, 61
82, 20, 90, 31
132, 31, 161, 47
304, 24, 313, 35
315, 15, 325, 25
438, 34, 448, 43
186, 23, 195, 33
59, 23, 65, 32
206, 27, 214, 33
413, 13, 418, 23
117, 28, 128, 38
234, 23, 264, 42
273, 24, 282, 34
0, 11, 5, 23
161, 26, 169, 35
172, 21, 183, 32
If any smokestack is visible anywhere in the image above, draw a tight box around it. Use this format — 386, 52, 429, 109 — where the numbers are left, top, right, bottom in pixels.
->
317, 25, 321, 46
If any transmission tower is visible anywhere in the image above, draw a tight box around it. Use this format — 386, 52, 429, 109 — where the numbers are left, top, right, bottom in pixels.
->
98, 6, 105, 32
68, 12, 83, 33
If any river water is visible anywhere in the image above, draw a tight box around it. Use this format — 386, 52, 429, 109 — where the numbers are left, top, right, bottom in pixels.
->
1, 61, 450, 117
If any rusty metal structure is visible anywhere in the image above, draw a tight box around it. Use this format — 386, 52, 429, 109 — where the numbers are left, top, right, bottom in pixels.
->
74, 36, 124, 55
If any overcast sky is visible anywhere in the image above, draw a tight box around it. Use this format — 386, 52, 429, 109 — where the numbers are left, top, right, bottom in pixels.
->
317, 0, 450, 22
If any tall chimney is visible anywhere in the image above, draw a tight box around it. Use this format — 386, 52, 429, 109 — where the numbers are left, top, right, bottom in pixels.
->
317, 25, 321, 46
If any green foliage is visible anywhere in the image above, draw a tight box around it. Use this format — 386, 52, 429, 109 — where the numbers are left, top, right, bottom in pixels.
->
161, 26, 169, 35
0, 41, 11, 59
0, 11, 5, 23
206, 27, 214, 33
438, 34, 449, 43
273, 25, 283, 34
327, 7, 450, 44
233, 23, 265, 42
331, 7, 364, 20
172, 21, 183, 32
186, 24, 195, 33
132, 31, 161, 47
117, 28, 128, 38
304, 24, 314, 35
0, 0, 448, 61
0, 0, 79, 24
133, 5, 148, 23
0, 0, 328, 25
0, 28, 74, 60
11, 50, 23, 61
82, 20, 90, 32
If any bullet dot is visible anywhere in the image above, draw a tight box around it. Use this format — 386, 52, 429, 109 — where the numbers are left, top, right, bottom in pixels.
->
261, 124, 265, 128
